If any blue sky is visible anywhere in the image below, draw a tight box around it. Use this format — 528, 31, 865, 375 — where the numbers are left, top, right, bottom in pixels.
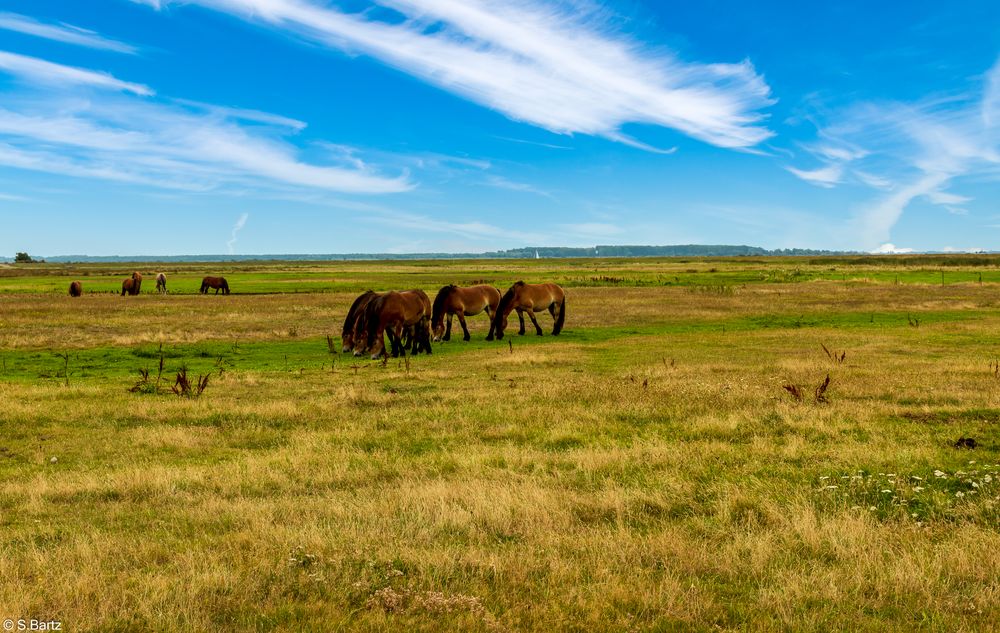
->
1, 1, 999, 255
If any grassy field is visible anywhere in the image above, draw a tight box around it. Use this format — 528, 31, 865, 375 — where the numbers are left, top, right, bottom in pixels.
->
2, 256, 1000, 631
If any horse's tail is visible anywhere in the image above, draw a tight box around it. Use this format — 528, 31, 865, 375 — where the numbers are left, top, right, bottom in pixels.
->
553, 295, 566, 335
222, 278, 230, 294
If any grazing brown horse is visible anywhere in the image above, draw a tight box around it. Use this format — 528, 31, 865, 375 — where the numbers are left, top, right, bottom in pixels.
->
431, 284, 501, 342
357, 289, 432, 359
487, 281, 566, 341
68, 281, 82, 297
155, 273, 167, 294
341, 290, 381, 354
200, 276, 230, 295
121, 272, 142, 296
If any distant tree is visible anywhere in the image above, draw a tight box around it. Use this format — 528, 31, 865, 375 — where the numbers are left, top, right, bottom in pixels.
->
14, 252, 34, 263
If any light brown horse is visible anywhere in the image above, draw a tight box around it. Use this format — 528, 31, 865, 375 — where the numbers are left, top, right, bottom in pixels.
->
68, 281, 82, 297
155, 273, 167, 294
487, 281, 565, 340
121, 271, 142, 296
341, 290, 381, 354
431, 284, 501, 342
200, 276, 230, 295
357, 289, 432, 359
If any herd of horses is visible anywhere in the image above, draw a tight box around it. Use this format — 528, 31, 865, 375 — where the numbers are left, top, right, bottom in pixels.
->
67, 273, 230, 296
66, 271, 566, 360
342, 281, 566, 359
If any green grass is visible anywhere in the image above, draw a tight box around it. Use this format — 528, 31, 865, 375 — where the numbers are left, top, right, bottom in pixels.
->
3, 257, 1000, 631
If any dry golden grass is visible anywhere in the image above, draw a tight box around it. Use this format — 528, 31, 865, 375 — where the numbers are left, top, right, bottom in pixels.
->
2, 261, 1000, 630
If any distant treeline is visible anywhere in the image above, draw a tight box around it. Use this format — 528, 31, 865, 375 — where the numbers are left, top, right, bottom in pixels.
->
9, 244, 865, 263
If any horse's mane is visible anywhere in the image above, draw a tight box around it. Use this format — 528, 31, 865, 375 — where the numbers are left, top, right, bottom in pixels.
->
343, 290, 375, 334
365, 292, 389, 343
493, 281, 524, 326
431, 285, 456, 324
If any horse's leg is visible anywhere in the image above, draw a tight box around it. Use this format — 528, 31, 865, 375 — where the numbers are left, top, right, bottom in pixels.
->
527, 310, 544, 335
444, 313, 452, 342
456, 310, 471, 341
387, 328, 399, 358
394, 323, 406, 357
371, 325, 387, 360
516, 308, 526, 335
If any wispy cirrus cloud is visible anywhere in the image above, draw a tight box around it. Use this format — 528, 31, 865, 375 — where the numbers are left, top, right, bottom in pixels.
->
227, 212, 249, 253
784, 163, 842, 188
137, 0, 774, 150
787, 57, 1000, 249
0, 50, 152, 94
0, 11, 138, 54
0, 52, 411, 194
482, 174, 554, 199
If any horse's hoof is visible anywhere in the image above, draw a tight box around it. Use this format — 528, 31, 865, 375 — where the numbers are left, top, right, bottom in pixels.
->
463, 335, 470, 342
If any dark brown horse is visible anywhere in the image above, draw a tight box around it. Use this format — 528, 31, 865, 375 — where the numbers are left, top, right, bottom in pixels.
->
487, 281, 565, 340
121, 271, 142, 296
341, 290, 381, 354
155, 272, 167, 294
68, 281, 82, 297
431, 284, 501, 342
357, 289, 432, 359
200, 276, 230, 295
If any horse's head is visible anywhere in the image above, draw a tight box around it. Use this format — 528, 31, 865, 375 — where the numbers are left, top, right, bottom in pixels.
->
367, 334, 385, 360
494, 312, 508, 339
431, 318, 446, 342
351, 330, 366, 355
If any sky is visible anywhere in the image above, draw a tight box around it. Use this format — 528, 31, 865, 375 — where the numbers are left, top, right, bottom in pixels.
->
1, 1, 1000, 256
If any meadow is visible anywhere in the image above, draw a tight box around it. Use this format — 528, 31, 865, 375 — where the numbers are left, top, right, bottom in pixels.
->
1, 255, 999, 631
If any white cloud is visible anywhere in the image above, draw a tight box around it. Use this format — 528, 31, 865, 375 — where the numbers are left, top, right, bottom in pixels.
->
173, 98, 307, 130
872, 243, 914, 254
942, 246, 985, 253
0, 50, 152, 95
139, 0, 774, 150
0, 53, 411, 194
0, 12, 138, 54
482, 175, 553, 199
853, 170, 893, 190
791, 56, 1000, 248
227, 212, 249, 253
785, 163, 842, 188
924, 190, 971, 205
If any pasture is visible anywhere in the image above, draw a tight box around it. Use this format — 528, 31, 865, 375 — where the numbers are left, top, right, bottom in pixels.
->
1, 256, 1000, 631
